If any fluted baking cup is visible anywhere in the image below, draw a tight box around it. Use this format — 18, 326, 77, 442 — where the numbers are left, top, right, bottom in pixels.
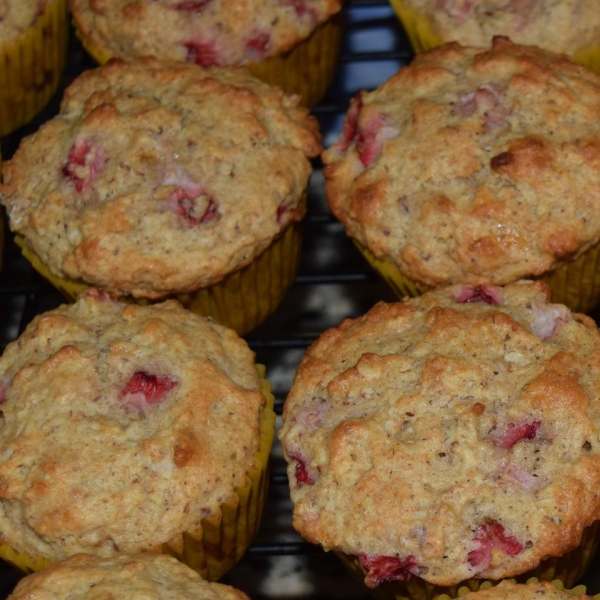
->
356, 240, 600, 314
337, 521, 599, 600
388, 0, 444, 54
0, 365, 275, 581
246, 15, 342, 107
15, 210, 303, 335
0, 0, 68, 136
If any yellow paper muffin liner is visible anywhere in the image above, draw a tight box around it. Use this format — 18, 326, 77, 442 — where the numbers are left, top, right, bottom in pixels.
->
437, 578, 600, 600
14, 209, 303, 335
246, 15, 343, 107
0, 365, 276, 581
75, 15, 341, 108
337, 521, 600, 600
0, 0, 68, 137
389, 0, 600, 75
356, 241, 600, 314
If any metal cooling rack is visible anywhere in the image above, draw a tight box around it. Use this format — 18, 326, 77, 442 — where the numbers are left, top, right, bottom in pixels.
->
1, 2, 599, 598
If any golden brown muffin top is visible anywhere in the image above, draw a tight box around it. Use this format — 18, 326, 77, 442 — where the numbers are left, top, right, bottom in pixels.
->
69, 0, 342, 66
323, 38, 600, 287
0, 292, 266, 562
401, 0, 600, 56
9, 554, 251, 599
0, 58, 321, 298
0, 0, 46, 42
280, 281, 600, 587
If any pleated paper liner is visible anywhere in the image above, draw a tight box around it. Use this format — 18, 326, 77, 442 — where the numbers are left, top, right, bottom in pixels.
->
74, 15, 342, 108
14, 216, 303, 335
336, 521, 600, 600
246, 15, 343, 107
0, 0, 68, 137
388, 0, 600, 75
355, 241, 600, 314
437, 578, 600, 600
0, 365, 275, 581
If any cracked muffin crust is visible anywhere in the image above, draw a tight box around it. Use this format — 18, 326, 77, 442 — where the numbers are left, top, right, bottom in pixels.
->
0, 58, 321, 299
0, 0, 47, 42
280, 281, 600, 588
0, 292, 267, 564
323, 37, 600, 289
8, 554, 251, 600
68, 0, 341, 67
394, 0, 600, 57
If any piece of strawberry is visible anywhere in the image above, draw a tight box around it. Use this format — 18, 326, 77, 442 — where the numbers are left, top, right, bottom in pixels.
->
359, 553, 419, 588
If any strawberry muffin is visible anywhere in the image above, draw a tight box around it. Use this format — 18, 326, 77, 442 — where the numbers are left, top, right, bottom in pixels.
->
0, 58, 321, 333
0, 291, 275, 580
280, 281, 600, 598
323, 37, 600, 312
68, 0, 343, 105
0, 0, 68, 135
8, 554, 251, 599
390, 0, 600, 72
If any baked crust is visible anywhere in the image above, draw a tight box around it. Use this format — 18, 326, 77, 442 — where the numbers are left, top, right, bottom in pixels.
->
401, 0, 600, 56
0, 58, 321, 298
280, 281, 600, 586
8, 554, 250, 599
69, 0, 342, 66
0, 0, 45, 42
323, 38, 600, 287
0, 292, 265, 561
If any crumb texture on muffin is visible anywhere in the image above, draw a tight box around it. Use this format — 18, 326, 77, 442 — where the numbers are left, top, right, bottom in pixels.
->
0, 292, 265, 562
0, 58, 321, 297
69, 0, 342, 65
280, 281, 600, 586
0, 0, 47, 41
8, 553, 251, 599
323, 38, 600, 287
399, 0, 600, 55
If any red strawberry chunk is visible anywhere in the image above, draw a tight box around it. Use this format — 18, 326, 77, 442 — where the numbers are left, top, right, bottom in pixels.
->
122, 371, 177, 413
490, 420, 541, 449
356, 113, 386, 167
62, 139, 104, 192
184, 40, 220, 67
455, 285, 501, 305
246, 32, 270, 53
468, 521, 524, 571
174, 0, 212, 10
335, 95, 386, 167
171, 187, 219, 227
0, 384, 4, 405
289, 0, 308, 15
337, 94, 363, 153
288, 450, 315, 485
359, 554, 419, 588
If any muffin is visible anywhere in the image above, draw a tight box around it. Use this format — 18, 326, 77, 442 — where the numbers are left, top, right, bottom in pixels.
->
8, 553, 250, 599
389, 0, 600, 73
0, 58, 321, 334
279, 281, 600, 599
323, 37, 600, 313
68, 0, 343, 106
0, 0, 68, 136
0, 291, 275, 580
